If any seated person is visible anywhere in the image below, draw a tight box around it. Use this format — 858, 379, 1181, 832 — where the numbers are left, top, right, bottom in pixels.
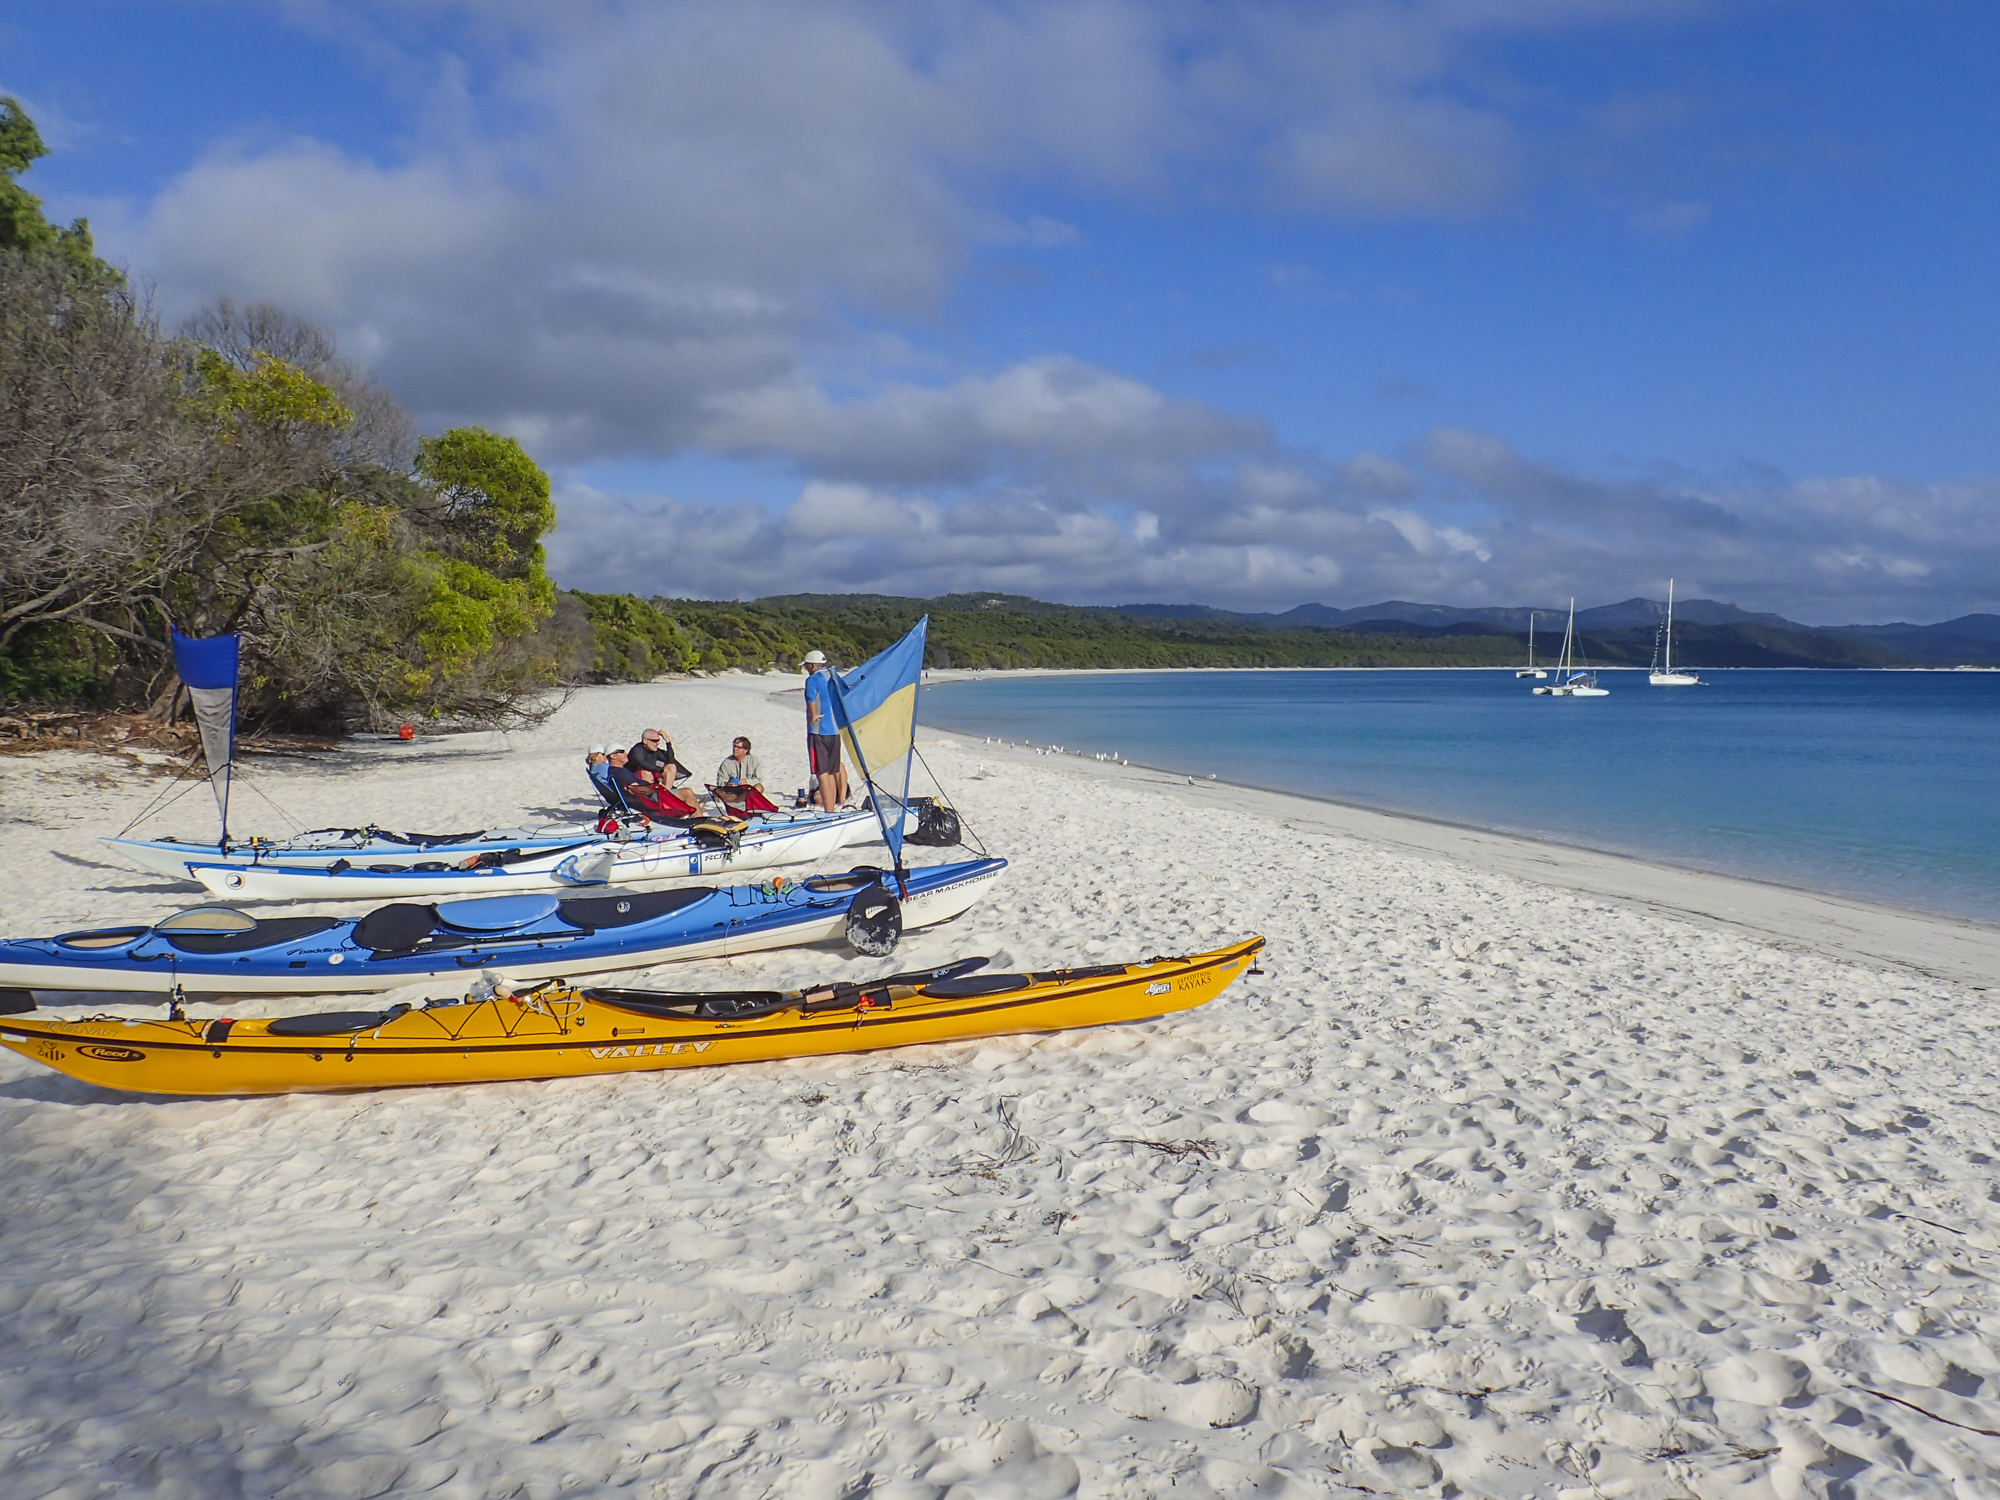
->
713, 736, 763, 792
628, 728, 690, 788
607, 748, 697, 817
585, 746, 614, 802
711, 735, 783, 813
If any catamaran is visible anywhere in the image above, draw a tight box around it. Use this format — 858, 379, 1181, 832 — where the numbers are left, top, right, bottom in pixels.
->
1649, 579, 1703, 686
1515, 612, 1547, 678
1533, 599, 1609, 697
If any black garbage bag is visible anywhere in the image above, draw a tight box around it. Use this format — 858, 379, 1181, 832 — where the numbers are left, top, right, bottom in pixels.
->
907, 798, 962, 847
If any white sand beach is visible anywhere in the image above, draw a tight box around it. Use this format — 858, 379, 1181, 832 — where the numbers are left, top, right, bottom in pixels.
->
4, 671, 2000, 1498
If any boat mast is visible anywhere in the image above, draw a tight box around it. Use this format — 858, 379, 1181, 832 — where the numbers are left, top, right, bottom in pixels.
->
1665, 579, 1675, 676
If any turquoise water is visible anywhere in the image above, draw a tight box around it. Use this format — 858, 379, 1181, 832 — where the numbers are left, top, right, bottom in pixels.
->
922, 669, 2000, 925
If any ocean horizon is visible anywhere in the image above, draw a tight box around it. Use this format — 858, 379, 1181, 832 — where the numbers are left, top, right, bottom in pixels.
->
922, 667, 2000, 927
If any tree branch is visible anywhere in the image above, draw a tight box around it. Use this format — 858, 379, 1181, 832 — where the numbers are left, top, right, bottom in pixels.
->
74, 616, 171, 651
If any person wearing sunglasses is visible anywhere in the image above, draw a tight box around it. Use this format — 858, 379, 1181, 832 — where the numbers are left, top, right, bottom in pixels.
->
628, 728, 690, 790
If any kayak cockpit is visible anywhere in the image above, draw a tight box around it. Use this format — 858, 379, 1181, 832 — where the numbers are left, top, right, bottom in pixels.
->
55, 907, 344, 955
162, 917, 343, 953
267, 1002, 413, 1036
53, 925, 151, 949
143, 907, 342, 954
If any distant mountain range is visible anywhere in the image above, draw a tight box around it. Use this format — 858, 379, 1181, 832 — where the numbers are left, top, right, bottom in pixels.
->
1113, 599, 2000, 667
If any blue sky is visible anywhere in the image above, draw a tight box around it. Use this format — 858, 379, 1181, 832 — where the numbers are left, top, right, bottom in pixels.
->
6, 0, 1997, 622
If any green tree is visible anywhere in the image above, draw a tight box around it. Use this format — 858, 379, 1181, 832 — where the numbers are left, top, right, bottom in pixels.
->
0, 101, 572, 729
566, 591, 700, 679
188, 348, 355, 434
414, 427, 557, 584
0, 98, 116, 280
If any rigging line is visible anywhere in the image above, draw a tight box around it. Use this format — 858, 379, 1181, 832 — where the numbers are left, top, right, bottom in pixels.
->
910, 743, 989, 858
234, 764, 307, 834
121, 774, 209, 834
116, 747, 213, 837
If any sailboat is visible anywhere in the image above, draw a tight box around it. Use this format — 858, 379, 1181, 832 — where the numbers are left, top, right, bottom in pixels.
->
1649, 579, 1702, 686
1515, 612, 1547, 678
1534, 599, 1609, 697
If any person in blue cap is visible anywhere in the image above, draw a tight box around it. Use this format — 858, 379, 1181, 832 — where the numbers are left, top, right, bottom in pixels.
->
802, 650, 849, 810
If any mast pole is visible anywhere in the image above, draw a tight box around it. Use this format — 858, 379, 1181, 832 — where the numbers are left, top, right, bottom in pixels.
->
1665, 579, 1675, 675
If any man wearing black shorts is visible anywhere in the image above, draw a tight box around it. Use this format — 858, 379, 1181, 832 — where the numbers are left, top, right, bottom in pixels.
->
802, 651, 849, 810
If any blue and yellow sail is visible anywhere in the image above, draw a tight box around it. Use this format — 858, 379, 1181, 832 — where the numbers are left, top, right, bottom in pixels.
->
824, 617, 927, 867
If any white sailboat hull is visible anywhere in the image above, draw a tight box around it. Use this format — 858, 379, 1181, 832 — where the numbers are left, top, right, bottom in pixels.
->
1533, 600, 1609, 697
1648, 579, 1700, 687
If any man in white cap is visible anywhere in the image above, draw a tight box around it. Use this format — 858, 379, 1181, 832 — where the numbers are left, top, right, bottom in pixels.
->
802, 650, 849, 810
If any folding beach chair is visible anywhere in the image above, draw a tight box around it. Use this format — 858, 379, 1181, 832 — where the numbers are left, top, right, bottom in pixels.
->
708, 782, 782, 815
587, 762, 620, 806
629, 781, 702, 819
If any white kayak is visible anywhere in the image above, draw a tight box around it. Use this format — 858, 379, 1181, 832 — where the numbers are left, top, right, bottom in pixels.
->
106, 824, 589, 880
107, 805, 909, 883
182, 808, 880, 901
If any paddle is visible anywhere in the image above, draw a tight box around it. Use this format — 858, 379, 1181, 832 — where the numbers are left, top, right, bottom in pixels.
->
585, 955, 993, 1022
857, 954, 992, 990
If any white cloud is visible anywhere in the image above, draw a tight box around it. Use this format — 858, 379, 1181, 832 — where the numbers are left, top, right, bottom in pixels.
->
548, 428, 2000, 623
1632, 200, 1711, 237
105, 0, 1695, 463
76, 1, 2000, 624
696, 355, 1268, 493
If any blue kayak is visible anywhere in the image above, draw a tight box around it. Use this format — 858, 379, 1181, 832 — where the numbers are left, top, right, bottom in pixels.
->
0, 859, 1006, 999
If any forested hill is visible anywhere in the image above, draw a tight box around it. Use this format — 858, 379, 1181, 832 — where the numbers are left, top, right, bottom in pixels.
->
565, 590, 1961, 678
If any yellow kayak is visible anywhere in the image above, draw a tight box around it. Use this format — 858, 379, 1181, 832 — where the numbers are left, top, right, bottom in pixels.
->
0, 937, 1264, 1096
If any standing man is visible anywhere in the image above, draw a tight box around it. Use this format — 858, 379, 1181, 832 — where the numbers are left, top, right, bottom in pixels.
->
802, 650, 849, 810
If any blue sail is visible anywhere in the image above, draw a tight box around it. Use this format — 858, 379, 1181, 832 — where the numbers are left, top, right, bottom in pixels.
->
171, 628, 240, 843
824, 617, 927, 868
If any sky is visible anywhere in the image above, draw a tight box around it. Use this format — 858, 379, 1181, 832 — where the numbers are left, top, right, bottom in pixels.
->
5, 0, 1997, 624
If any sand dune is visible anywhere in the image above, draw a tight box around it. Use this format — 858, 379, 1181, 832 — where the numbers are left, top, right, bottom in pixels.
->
3, 673, 1998, 1497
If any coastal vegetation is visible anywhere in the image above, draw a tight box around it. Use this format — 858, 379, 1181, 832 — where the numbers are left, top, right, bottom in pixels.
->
568, 591, 1527, 675
0, 99, 574, 732
565, 590, 1957, 679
